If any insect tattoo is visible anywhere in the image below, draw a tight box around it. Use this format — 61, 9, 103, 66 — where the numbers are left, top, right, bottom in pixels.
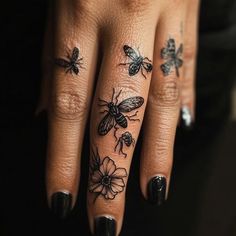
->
115, 131, 135, 158
160, 38, 183, 77
89, 147, 127, 202
119, 45, 153, 79
98, 88, 144, 138
55, 47, 84, 75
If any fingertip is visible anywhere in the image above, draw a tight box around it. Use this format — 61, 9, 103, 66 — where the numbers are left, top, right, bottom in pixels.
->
50, 191, 73, 220
147, 176, 167, 206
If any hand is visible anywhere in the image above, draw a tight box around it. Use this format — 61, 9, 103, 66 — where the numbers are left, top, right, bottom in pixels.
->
38, 0, 200, 235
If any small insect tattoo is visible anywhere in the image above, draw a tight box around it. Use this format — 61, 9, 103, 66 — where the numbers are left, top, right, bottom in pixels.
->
160, 38, 183, 77
55, 47, 84, 75
115, 131, 135, 158
119, 45, 153, 79
98, 88, 144, 138
89, 147, 127, 202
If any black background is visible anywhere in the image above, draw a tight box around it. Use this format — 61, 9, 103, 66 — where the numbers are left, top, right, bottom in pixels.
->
1, 1, 236, 235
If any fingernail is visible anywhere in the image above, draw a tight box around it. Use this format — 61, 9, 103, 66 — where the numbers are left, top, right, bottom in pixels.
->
51, 192, 72, 219
94, 216, 116, 236
180, 106, 193, 130
147, 176, 166, 206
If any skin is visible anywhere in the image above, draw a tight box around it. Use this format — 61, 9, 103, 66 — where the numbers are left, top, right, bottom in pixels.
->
38, 0, 200, 235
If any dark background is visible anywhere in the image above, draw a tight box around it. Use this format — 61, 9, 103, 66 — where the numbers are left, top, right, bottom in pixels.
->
1, 1, 236, 235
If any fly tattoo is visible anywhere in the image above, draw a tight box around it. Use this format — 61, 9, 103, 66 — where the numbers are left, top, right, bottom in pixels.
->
115, 131, 135, 158
98, 89, 144, 137
55, 47, 84, 75
160, 38, 183, 77
119, 45, 153, 79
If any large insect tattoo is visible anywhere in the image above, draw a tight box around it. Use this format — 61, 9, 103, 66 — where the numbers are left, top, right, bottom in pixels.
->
89, 147, 127, 202
119, 45, 153, 79
115, 131, 135, 158
98, 88, 144, 137
160, 38, 183, 77
55, 47, 84, 75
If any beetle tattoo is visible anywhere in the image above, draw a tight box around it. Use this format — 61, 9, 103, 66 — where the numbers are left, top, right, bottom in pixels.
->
89, 147, 127, 202
98, 88, 144, 137
160, 38, 183, 77
119, 45, 153, 79
115, 131, 135, 158
55, 47, 84, 75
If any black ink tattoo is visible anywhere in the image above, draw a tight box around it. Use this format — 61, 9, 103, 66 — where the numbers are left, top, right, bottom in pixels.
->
98, 88, 144, 137
119, 45, 153, 79
115, 131, 135, 158
160, 38, 183, 77
55, 47, 84, 75
89, 148, 127, 202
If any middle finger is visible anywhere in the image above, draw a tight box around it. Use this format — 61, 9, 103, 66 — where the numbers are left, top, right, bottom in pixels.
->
87, 6, 160, 236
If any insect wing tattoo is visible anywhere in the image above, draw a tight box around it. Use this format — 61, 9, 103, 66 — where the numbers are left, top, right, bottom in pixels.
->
55, 47, 84, 75
98, 88, 144, 136
115, 131, 135, 158
89, 148, 127, 202
119, 45, 153, 79
160, 38, 183, 77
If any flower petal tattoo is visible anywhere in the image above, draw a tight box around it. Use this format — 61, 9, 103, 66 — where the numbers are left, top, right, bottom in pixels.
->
98, 88, 144, 138
119, 45, 153, 79
115, 131, 135, 158
89, 148, 127, 202
55, 47, 84, 75
160, 38, 183, 77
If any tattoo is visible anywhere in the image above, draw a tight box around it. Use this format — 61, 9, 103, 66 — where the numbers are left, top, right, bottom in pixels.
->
119, 45, 153, 79
160, 38, 183, 77
89, 148, 127, 202
98, 88, 144, 137
55, 47, 84, 75
115, 131, 135, 158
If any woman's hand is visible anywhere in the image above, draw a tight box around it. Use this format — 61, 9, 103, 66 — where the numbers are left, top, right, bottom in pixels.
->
38, 0, 200, 235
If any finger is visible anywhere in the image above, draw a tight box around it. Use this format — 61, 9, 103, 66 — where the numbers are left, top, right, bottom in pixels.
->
140, 2, 185, 205
180, 0, 200, 129
87, 9, 159, 235
46, 1, 98, 219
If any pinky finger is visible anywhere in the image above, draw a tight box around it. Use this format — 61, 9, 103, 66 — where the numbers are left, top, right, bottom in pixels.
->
180, 0, 200, 129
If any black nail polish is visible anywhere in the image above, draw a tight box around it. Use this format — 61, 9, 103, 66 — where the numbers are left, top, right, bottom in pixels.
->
94, 216, 116, 236
51, 192, 72, 219
180, 106, 193, 130
147, 176, 166, 206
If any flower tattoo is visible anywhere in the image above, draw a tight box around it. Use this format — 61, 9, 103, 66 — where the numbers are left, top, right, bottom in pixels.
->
89, 148, 127, 202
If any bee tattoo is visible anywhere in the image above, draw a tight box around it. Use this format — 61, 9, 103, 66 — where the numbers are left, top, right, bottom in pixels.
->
98, 88, 144, 137
160, 38, 183, 77
115, 131, 135, 158
119, 45, 153, 79
55, 47, 84, 75
89, 147, 127, 202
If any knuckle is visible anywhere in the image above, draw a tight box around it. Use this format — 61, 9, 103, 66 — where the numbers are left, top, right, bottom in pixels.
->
149, 80, 180, 107
52, 90, 87, 121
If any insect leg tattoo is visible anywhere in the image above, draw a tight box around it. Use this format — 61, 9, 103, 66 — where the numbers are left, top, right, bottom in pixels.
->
115, 131, 135, 158
119, 45, 153, 79
55, 47, 84, 75
89, 147, 127, 202
97, 89, 144, 137
160, 38, 183, 77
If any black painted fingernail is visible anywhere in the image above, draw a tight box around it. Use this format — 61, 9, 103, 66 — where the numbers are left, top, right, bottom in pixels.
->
51, 192, 72, 219
147, 176, 166, 206
180, 106, 193, 130
94, 216, 116, 236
